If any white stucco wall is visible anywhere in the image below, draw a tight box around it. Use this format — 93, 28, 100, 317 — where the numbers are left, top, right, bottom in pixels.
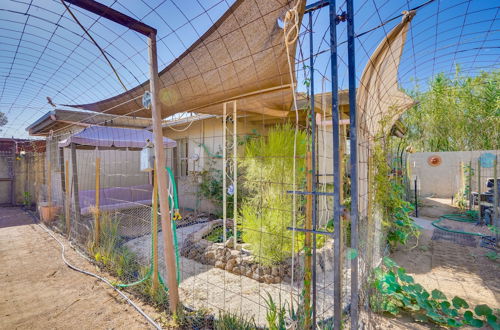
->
408, 150, 500, 198
163, 117, 266, 213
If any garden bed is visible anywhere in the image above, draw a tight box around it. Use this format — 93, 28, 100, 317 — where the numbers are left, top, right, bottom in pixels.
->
179, 219, 342, 284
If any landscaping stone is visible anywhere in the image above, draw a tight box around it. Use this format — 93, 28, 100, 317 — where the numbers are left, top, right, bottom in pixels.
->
179, 219, 333, 284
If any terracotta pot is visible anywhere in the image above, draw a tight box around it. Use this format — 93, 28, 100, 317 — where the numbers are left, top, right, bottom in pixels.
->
39, 204, 60, 223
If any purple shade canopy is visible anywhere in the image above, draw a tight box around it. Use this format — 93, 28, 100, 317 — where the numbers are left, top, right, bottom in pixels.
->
58, 126, 176, 149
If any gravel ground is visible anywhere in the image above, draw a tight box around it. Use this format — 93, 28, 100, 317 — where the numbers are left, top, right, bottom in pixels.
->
125, 222, 339, 326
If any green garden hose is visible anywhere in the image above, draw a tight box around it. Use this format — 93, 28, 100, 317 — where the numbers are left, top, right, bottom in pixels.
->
199, 143, 222, 158
431, 213, 487, 237
117, 167, 181, 289
166, 167, 181, 284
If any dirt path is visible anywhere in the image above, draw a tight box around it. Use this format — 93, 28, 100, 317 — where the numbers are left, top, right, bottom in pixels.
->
392, 219, 499, 309
0, 207, 158, 330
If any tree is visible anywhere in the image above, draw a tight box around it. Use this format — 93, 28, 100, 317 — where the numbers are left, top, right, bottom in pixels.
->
403, 69, 499, 152
0, 112, 7, 131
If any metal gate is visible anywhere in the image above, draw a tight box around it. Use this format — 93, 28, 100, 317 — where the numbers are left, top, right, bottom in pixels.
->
0, 150, 15, 205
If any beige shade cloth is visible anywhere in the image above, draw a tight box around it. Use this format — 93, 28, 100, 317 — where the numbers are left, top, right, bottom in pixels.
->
66, 0, 305, 120
356, 11, 416, 265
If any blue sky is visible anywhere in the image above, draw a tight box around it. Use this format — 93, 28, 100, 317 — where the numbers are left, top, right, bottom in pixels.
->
0, 0, 498, 138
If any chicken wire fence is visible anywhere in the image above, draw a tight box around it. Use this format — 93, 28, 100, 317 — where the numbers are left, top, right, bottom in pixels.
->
1, 0, 498, 328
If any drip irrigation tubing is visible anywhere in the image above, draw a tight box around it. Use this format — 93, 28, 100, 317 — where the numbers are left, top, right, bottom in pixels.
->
35, 221, 162, 330
431, 213, 490, 237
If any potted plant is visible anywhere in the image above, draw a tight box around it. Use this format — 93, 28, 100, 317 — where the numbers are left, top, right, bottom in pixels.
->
38, 202, 60, 223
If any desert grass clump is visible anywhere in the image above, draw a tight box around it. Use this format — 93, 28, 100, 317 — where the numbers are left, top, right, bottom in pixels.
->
87, 209, 139, 282
214, 310, 257, 330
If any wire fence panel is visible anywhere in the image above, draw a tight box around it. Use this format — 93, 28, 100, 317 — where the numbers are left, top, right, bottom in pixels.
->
1, 0, 499, 328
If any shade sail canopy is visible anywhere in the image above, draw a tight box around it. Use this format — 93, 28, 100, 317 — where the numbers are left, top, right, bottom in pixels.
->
356, 11, 416, 233
59, 126, 176, 149
65, 0, 304, 119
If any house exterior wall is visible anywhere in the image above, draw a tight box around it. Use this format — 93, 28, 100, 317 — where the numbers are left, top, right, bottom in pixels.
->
163, 117, 266, 214
408, 150, 500, 198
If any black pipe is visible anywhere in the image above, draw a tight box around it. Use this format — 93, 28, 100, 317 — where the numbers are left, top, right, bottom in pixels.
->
329, 1, 342, 329
346, 0, 359, 328
308, 11, 318, 328
414, 178, 418, 217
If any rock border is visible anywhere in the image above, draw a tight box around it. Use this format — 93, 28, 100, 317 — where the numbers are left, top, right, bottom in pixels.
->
180, 220, 303, 284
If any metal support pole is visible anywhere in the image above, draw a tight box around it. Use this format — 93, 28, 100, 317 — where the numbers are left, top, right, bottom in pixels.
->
304, 151, 313, 330
223, 102, 227, 243
329, 1, 342, 328
414, 178, 418, 218
308, 12, 318, 328
468, 160, 472, 211
346, 0, 359, 327
232, 101, 238, 246
148, 32, 179, 311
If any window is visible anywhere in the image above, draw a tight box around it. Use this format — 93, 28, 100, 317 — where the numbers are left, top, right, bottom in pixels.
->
176, 138, 189, 177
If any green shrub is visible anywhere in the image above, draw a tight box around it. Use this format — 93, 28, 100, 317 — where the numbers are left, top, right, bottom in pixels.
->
241, 196, 304, 265
240, 124, 307, 265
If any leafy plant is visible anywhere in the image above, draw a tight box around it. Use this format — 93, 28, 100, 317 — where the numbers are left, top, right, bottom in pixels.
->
371, 257, 499, 328
403, 69, 499, 152
22, 191, 32, 208
204, 225, 242, 243
0, 111, 7, 132
214, 310, 256, 330
372, 143, 420, 249
240, 124, 308, 265
264, 293, 287, 330
197, 150, 236, 219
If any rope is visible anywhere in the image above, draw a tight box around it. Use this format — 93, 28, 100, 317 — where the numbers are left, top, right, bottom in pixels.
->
283, 0, 301, 302
166, 117, 196, 132
60, 0, 128, 93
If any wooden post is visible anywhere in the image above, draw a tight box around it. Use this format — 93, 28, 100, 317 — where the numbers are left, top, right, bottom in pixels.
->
222, 102, 227, 243
62, 0, 178, 310
152, 167, 159, 292
232, 101, 238, 245
148, 32, 179, 311
59, 147, 66, 202
47, 160, 52, 207
71, 143, 81, 225
304, 151, 312, 330
94, 157, 101, 246
494, 156, 498, 247
65, 160, 70, 237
